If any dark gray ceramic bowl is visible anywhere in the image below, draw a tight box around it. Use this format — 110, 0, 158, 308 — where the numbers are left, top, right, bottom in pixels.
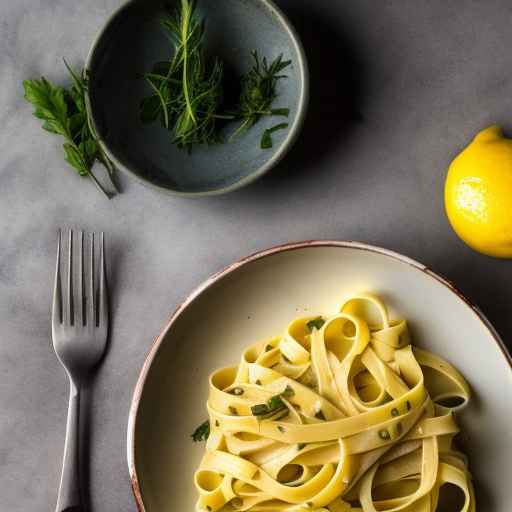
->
85, 0, 308, 196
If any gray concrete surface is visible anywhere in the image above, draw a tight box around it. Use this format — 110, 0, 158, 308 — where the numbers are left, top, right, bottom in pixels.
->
1, 0, 512, 510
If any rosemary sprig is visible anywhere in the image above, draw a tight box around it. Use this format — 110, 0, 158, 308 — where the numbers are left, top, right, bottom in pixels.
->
140, 0, 225, 150
230, 51, 291, 146
23, 61, 117, 198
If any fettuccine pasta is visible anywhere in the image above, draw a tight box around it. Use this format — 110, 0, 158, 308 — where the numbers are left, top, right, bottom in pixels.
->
193, 294, 475, 512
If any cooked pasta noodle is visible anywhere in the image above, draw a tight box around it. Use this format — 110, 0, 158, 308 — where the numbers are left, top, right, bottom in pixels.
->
193, 294, 475, 512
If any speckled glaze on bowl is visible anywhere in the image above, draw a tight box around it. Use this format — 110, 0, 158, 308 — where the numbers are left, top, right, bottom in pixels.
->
128, 240, 512, 511
85, 0, 308, 196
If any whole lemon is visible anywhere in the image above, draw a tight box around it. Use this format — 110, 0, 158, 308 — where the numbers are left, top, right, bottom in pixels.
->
445, 125, 512, 258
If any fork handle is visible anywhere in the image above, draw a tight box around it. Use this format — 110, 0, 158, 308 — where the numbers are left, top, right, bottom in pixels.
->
56, 380, 82, 512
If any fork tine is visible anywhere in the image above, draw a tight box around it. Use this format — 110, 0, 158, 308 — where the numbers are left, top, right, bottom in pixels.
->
89, 232, 95, 327
67, 230, 74, 326
52, 229, 63, 326
99, 232, 108, 327
78, 231, 85, 326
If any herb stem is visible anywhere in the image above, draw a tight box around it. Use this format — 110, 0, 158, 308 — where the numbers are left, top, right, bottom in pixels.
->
211, 114, 237, 120
146, 77, 170, 129
181, 0, 197, 126
229, 117, 253, 142
98, 151, 119, 192
88, 167, 112, 199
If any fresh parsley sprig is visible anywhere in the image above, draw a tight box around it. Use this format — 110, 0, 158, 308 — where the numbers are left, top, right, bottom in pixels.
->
23, 61, 117, 198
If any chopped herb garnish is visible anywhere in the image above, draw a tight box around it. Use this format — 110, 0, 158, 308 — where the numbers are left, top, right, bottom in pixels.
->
378, 429, 391, 441
251, 403, 270, 416
260, 122, 289, 149
191, 420, 210, 442
265, 345, 273, 352
315, 410, 326, 421
251, 388, 292, 418
229, 406, 238, 416
307, 318, 325, 331
406, 400, 412, 411
277, 425, 286, 433
230, 387, 244, 396
391, 408, 400, 417
268, 394, 285, 411
298, 443, 306, 450
282, 385, 295, 398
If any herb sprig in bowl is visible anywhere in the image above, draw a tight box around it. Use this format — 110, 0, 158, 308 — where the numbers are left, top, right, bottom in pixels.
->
140, 0, 292, 152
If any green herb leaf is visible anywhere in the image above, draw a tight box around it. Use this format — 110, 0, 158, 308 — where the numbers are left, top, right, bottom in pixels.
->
270, 108, 290, 117
251, 385, 295, 418
191, 419, 210, 442
261, 122, 289, 149
68, 112, 87, 138
282, 385, 295, 398
251, 404, 270, 416
268, 394, 285, 411
80, 139, 99, 168
23, 78, 69, 137
23, 62, 117, 198
63, 142, 87, 176
307, 318, 325, 332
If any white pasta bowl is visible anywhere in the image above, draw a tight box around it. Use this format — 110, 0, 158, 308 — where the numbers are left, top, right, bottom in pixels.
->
128, 241, 512, 511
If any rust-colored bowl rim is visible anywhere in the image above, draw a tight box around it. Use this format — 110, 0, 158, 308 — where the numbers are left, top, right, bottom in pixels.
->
127, 240, 512, 511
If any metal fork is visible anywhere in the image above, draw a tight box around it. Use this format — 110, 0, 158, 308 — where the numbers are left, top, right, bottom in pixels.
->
52, 230, 109, 512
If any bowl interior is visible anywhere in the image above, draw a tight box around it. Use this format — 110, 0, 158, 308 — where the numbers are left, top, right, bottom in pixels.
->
132, 244, 512, 511
87, 0, 306, 195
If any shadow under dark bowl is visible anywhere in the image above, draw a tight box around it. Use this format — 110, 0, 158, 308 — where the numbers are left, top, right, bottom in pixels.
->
85, 0, 308, 196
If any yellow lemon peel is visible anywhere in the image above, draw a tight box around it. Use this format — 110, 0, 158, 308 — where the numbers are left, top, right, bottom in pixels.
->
445, 125, 512, 258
